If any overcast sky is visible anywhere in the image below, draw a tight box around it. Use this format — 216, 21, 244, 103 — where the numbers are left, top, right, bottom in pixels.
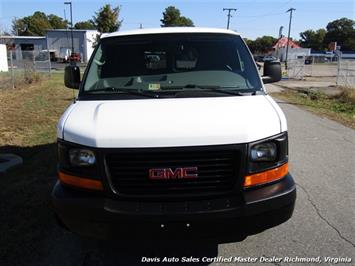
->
0, 0, 353, 39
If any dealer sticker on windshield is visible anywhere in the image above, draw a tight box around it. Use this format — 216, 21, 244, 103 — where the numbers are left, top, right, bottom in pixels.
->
148, 83, 161, 91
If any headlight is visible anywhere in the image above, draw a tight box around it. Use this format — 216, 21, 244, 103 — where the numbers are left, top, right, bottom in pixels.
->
57, 142, 102, 190
245, 132, 288, 188
250, 142, 277, 162
69, 149, 96, 166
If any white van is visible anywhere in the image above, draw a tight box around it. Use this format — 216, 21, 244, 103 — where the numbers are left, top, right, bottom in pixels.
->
53, 28, 296, 241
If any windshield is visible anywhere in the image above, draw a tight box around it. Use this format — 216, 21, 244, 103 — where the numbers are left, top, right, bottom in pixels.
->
81, 33, 262, 98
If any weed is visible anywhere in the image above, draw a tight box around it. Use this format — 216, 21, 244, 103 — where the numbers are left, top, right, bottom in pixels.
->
271, 88, 355, 129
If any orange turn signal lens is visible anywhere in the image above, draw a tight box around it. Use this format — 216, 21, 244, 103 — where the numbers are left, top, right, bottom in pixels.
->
244, 162, 288, 188
58, 171, 103, 191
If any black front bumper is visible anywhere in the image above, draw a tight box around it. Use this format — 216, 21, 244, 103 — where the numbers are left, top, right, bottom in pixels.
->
52, 173, 296, 241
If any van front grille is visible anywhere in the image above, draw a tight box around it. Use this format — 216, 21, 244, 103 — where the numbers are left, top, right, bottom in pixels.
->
105, 146, 242, 197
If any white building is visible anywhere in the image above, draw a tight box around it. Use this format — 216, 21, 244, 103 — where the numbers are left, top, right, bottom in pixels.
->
0, 44, 8, 72
46, 29, 98, 62
0, 36, 47, 61
0, 29, 99, 63
272, 37, 311, 61
275, 47, 311, 61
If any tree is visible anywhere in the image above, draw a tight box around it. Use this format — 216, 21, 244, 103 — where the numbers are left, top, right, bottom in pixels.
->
244, 38, 256, 53
0, 23, 7, 35
74, 21, 96, 30
92, 4, 122, 33
0, 24, 11, 36
12, 12, 49, 36
12, 18, 28, 35
299, 29, 326, 50
160, 6, 194, 27
12, 11, 68, 36
48, 14, 68, 29
250, 36, 277, 53
324, 18, 355, 50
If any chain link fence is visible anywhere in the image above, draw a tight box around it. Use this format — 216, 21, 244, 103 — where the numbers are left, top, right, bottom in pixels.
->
285, 56, 355, 89
1, 48, 52, 89
286, 58, 305, 79
337, 58, 355, 87
8, 49, 52, 71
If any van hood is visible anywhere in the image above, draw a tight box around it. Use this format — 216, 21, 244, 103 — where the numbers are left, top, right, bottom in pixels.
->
58, 95, 286, 148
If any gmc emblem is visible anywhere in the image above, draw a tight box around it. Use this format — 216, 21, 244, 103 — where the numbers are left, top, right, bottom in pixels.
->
149, 167, 198, 180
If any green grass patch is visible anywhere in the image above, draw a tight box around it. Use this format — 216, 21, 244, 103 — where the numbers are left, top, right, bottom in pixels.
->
272, 88, 355, 129
0, 72, 76, 146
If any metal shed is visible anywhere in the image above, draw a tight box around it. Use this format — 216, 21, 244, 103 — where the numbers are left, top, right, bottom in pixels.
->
46, 29, 98, 62
0, 36, 47, 60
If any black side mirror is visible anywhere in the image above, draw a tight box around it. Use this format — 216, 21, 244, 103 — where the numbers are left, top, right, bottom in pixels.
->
64, 65, 80, 89
262, 61, 281, 84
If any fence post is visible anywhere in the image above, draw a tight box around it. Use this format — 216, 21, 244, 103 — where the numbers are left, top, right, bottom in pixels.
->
33, 50, 36, 72
48, 50, 52, 75
46, 37, 52, 75
336, 56, 340, 86
10, 50, 15, 89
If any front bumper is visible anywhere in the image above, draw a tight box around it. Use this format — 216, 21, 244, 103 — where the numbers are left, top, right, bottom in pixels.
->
52, 173, 296, 241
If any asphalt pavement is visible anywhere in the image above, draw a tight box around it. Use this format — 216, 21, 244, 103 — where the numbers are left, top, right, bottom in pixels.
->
19, 93, 355, 266
216, 97, 355, 265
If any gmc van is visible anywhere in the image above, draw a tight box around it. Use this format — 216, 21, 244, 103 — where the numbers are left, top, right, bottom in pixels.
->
52, 28, 296, 240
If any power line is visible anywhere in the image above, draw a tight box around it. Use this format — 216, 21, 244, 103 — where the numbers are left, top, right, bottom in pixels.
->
223, 8, 237, 29
238, 11, 284, 19
235, 0, 293, 19
285, 7, 296, 70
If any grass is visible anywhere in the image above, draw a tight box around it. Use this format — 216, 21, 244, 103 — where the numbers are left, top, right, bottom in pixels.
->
0, 72, 75, 264
271, 87, 355, 129
0, 69, 44, 90
0, 72, 75, 146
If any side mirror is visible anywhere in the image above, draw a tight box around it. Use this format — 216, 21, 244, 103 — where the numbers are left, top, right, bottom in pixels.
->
262, 61, 281, 84
64, 65, 80, 89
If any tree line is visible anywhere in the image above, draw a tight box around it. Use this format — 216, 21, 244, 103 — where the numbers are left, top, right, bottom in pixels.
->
242, 17, 355, 53
299, 18, 355, 51
11, 5, 122, 36
10, 5, 193, 36
8, 4, 355, 51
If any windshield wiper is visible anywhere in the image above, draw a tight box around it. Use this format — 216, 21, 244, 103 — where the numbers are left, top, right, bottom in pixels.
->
160, 84, 259, 96
85, 87, 159, 98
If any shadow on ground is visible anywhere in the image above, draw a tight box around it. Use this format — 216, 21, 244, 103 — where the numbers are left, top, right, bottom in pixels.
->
0, 143, 247, 266
0, 143, 58, 265
80, 240, 219, 266
40, 234, 221, 266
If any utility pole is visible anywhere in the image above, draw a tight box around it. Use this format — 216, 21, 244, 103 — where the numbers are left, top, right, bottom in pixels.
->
278, 26, 284, 38
285, 8, 295, 70
223, 8, 237, 29
64, 2, 74, 56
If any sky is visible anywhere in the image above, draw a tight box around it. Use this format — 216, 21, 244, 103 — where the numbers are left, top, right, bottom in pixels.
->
0, 0, 354, 40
